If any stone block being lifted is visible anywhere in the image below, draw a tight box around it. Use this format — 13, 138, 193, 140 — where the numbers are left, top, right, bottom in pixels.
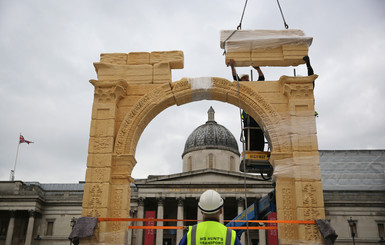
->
220, 29, 312, 67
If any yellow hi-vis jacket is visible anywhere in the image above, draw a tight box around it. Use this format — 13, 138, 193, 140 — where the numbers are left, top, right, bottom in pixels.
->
187, 221, 236, 245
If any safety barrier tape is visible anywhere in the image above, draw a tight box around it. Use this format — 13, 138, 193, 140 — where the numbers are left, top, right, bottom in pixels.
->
128, 226, 278, 230
98, 218, 315, 225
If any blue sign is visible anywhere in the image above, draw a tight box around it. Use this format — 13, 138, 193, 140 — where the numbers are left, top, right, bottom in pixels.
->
226, 202, 257, 228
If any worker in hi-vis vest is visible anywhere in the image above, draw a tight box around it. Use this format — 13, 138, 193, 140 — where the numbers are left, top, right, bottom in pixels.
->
178, 190, 241, 245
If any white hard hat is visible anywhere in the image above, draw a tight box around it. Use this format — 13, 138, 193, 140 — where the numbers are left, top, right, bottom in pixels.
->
198, 190, 224, 214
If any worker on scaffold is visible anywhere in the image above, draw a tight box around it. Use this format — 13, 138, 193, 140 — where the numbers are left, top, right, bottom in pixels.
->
229, 59, 265, 151
178, 190, 241, 245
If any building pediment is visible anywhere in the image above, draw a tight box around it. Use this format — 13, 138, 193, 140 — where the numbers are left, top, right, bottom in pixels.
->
134, 169, 271, 187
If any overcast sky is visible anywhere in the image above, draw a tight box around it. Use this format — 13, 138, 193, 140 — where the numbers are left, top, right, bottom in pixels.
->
1, 0, 384, 183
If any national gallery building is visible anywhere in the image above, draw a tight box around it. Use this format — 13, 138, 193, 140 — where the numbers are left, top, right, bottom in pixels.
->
1, 108, 384, 245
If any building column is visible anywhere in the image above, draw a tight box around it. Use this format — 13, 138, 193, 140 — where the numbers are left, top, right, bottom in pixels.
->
136, 197, 145, 245
259, 223, 266, 245
127, 209, 136, 245
220, 203, 224, 225
237, 198, 246, 245
5, 211, 15, 245
197, 204, 203, 223
24, 210, 36, 245
156, 198, 164, 245
176, 198, 184, 243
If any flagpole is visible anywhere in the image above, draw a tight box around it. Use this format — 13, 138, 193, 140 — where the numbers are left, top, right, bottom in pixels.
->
11, 133, 21, 181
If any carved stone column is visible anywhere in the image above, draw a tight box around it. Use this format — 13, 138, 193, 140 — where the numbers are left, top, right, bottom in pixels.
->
176, 198, 184, 243
25, 210, 36, 245
156, 198, 164, 245
220, 200, 224, 225
83, 51, 183, 244
5, 211, 15, 245
272, 75, 325, 244
197, 202, 203, 224
82, 80, 128, 244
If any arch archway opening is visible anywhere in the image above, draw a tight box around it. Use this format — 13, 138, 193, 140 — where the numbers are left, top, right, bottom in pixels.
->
132, 100, 272, 178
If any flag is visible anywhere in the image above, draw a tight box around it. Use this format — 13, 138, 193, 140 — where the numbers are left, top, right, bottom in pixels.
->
19, 135, 33, 144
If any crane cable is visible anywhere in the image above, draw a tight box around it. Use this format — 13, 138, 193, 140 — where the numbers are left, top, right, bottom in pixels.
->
277, 0, 289, 29
222, 0, 249, 55
223, 0, 290, 55
230, 2, 252, 244
237, 0, 249, 30
229, 1, 290, 242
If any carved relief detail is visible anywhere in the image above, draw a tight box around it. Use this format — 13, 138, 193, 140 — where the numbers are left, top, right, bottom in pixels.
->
304, 208, 322, 241
171, 78, 190, 92
212, 77, 233, 89
93, 137, 112, 153
110, 222, 124, 244
91, 80, 127, 105
94, 168, 105, 182
94, 87, 115, 104
283, 83, 313, 99
89, 185, 103, 206
115, 78, 288, 154
115, 86, 168, 154
86, 209, 100, 218
305, 224, 321, 242
282, 188, 295, 239
112, 189, 123, 210
87, 184, 103, 217
303, 183, 317, 207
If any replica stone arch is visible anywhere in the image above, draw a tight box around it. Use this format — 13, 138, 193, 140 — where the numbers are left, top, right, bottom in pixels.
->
82, 51, 325, 244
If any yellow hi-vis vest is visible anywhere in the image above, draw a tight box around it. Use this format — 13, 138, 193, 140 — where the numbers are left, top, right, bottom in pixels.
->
187, 221, 236, 245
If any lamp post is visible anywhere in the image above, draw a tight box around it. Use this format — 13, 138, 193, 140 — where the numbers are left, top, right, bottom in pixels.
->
70, 217, 77, 229
34, 234, 41, 245
70, 217, 77, 245
348, 217, 356, 245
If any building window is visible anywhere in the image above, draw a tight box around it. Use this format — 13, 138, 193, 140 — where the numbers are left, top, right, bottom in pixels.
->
188, 156, 192, 171
46, 220, 54, 236
230, 156, 235, 171
378, 223, 385, 240
208, 154, 214, 169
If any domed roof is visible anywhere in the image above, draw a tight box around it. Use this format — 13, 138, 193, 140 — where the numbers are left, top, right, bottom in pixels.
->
182, 107, 240, 157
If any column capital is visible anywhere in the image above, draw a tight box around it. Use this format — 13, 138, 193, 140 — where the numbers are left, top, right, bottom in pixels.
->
129, 209, 136, 217
177, 197, 184, 206
237, 197, 245, 206
90, 79, 128, 104
279, 75, 317, 101
157, 197, 165, 205
138, 197, 145, 206
28, 210, 37, 218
